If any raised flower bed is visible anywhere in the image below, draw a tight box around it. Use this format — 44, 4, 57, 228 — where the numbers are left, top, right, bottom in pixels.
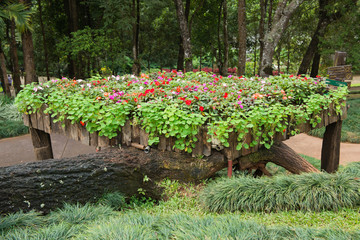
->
16, 71, 347, 173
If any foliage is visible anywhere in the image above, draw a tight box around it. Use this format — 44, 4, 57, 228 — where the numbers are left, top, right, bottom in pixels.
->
309, 97, 360, 143
0, 96, 28, 139
47, 203, 115, 225
15, 71, 347, 152
0, 210, 43, 233
97, 192, 127, 210
2, 162, 360, 238
200, 171, 360, 213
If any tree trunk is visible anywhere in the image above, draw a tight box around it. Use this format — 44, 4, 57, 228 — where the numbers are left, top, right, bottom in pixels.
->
0, 44, 10, 97
176, 0, 190, 72
9, 20, 22, 94
20, 0, 37, 84
22, 31, 37, 84
173, 0, 193, 72
0, 147, 225, 214
238, 142, 319, 174
29, 128, 54, 160
222, 0, 229, 76
260, 0, 305, 77
132, 0, 141, 76
177, 37, 185, 71
297, 20, 327, 75
237, 0, 246, 76
258, 0, 266, 75
310, 51, 321, 77
217, 2, 223, 75
297, 0, 356, 75
64, 0, 79, 78
37, 0, 50, 81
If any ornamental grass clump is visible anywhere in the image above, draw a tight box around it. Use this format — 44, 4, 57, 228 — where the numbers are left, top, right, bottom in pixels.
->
15, 71, 348, 152
200, 171, 360, 213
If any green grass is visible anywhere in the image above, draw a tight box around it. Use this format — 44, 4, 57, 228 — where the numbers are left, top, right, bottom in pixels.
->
0, 95, 28, 139
309, 97, 360, 143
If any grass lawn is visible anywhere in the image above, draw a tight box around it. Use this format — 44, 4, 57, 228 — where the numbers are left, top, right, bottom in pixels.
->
1, 158, 359, 239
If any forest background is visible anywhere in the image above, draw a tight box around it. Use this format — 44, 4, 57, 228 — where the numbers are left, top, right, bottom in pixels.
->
0, 0, 359, 95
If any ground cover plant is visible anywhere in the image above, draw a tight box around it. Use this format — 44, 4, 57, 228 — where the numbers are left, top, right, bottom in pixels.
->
15, 71, 347, 152
1, 161, 359, 239
309, 97, 360, 143
0, 95, 28, 139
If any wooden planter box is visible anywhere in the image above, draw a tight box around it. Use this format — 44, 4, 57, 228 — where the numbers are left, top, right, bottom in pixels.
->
23, 103, 347, 162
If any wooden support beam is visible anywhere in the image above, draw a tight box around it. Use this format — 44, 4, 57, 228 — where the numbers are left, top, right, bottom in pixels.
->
321, 120, 342, 173
29, 127, 53, 160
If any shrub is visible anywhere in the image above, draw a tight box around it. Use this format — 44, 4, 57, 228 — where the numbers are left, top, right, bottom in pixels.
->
0, 210, 43, 233
47, 203, 115, 225
98, 192, 127, 210
200, 171, 360, 212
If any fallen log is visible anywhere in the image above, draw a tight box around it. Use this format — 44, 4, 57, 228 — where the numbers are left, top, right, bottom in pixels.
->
0, 147, 225, 214
236, 142, 320, 175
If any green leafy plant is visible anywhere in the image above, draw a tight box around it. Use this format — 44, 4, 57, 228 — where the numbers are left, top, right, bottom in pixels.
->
15, 72, 348, 152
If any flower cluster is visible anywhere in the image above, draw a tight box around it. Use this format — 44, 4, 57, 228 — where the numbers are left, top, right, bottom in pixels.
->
15, 71, 347, 152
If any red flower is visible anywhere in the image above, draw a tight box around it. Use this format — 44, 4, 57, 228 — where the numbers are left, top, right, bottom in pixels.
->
134, 98, 138, 102
185, 100, 192, 105
80, 121, 85, 126
223, 92, 228, 99
179, 97, 185, 101
199, 106, 204, 111
150, 88, 155, 93
194, 96, 199, 100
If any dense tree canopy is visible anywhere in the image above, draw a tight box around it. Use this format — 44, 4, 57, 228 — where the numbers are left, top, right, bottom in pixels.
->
0, 0, 359, 86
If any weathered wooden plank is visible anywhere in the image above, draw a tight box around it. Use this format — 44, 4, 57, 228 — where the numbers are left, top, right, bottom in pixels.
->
140, 129, 149, 147
30, 113, 38, 129
42, 109, 51, 134
36, 108, 45, 131
192, 128, 204, 157
29, 128, 53, 160
321, 120, 342, 173
64, 119, 72, 138
202, 129, 211, 157
223, 131, 240, 161
90, 132, 98, 147
79, 124, 90, 145
166, 137, 174, 151
131, 124, 140, 144
23, 114, 30, 127
334, 51, 347, 66
69, 122, 79, 141
241, 132, 252, 156
158, 135, 167, 151
98, 135, 110, 147
122, 120, 132, 146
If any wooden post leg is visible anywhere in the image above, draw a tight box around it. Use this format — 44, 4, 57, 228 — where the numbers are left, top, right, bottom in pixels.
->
321, 120, 342, 173
30, 127, 54, 160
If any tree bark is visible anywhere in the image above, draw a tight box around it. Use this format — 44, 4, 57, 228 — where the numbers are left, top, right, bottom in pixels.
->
22, 31, 37, 84
238, 142, 319, 174
260, 0, 305, 77
20, 0, 37, 84
258, 0, 266, 75
174, 0, 193, 72
297, 0, 329, 76
132, 0, 141, 76
297, 0, 356, 75
176, 0, 190, 72
37, 0, 50, 81
222, 0, 229, 76
29, 128, 54, 160
310, 51, 321, 77
0, 147, 225, 214
321, 120, 342, 173
237, 0, 246, 76
0, 44, 10, 97
9, 20, 22, 94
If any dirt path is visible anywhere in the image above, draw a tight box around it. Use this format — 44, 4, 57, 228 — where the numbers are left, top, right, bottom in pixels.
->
284, 133, 360, 165
0, 133, 358, 168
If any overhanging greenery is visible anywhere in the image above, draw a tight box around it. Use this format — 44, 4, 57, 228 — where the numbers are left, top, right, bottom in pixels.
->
15, 71, 347, 152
